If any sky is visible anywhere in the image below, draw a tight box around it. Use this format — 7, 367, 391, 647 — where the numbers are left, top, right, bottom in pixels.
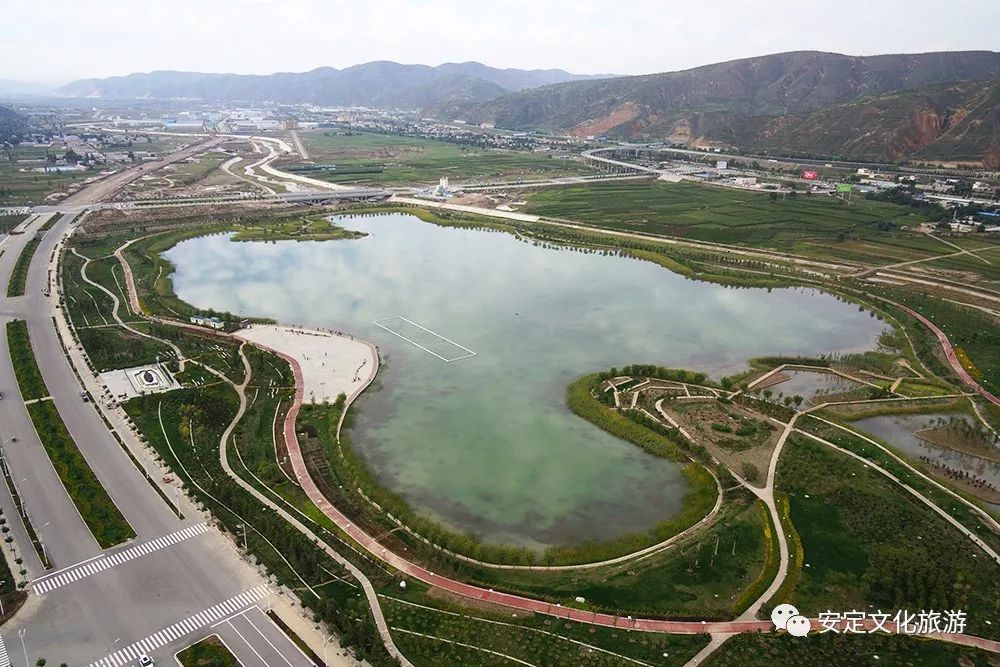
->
3, 0, 997, 84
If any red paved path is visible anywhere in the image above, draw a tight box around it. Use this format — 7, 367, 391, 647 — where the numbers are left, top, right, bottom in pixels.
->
114, 240, 1000, 649
889, 301, 1000, 407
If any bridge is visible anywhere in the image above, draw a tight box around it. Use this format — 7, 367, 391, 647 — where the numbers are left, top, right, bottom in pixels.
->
582, 146, 665, 176
112, 187, 392, 210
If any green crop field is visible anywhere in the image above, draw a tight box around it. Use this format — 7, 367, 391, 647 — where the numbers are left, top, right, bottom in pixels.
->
522, 181, 951, 259
291, 131, 595, 185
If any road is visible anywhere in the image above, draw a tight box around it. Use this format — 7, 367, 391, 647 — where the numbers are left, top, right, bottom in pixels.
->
8, 129, 998, 664
107, 158, 1000, 653
0, 156, 326, 666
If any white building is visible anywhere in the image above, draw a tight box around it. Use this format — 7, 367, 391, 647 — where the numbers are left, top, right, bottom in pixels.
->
190, 315, 224, 329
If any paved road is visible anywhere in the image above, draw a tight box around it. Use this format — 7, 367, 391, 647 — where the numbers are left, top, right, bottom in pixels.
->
107, 183, 1000, 655
212, 606, 314, 667
0, 154, 322, 666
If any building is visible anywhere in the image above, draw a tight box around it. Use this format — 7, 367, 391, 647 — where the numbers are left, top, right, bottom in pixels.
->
190, 315, 224, 330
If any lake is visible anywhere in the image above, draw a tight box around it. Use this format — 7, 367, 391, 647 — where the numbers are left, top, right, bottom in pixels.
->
165, 212, 887, 549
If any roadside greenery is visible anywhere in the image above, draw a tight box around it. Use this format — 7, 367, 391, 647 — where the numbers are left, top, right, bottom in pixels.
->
125, 383, 398, 666
38, 212, 62, 231
27, 399, 135, 548
5, 320, 48, 400
6, 236, 40, 297
0, 506, 28, 622
176, 636, 239, 667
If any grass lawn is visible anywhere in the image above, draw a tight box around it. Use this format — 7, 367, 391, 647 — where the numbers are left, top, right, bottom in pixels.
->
522, 180, 942, 256
176, 635, 240, 666
61, 251, 177, 371
291, 131, 594, 185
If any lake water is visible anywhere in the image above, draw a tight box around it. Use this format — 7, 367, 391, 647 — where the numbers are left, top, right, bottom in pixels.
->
854, 413, 1000, 507
165, 213, 887, 548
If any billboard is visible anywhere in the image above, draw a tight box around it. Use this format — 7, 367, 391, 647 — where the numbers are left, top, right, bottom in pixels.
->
836, 183, 853, 193
716, 160, 728, 170
801, 170, 818, 180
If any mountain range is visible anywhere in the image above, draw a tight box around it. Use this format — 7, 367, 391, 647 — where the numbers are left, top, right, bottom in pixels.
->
465, 51, 1000, 165
56, 61, 607, 108
56, 51, 1000, 165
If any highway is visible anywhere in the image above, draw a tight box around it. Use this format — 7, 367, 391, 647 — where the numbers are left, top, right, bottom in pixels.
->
0, 159, 323, 665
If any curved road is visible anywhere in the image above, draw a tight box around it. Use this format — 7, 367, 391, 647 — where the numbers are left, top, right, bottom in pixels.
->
101, 148, 1000, 657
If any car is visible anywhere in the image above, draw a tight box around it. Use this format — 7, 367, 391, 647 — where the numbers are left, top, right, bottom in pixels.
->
138, 656, 153, 667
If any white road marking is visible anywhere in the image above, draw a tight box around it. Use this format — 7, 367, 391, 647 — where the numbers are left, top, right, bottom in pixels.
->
0, 634, 9, 667
32, 523, 209, 594
84, 586, 269, 667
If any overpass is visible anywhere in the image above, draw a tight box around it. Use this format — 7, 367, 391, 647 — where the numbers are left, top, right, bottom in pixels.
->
582, 146, 665, 176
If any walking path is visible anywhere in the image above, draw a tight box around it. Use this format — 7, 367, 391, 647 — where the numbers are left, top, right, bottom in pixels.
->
217, 346, 413, 666
103, 204, 1000, 660
877, 296, 1000, 407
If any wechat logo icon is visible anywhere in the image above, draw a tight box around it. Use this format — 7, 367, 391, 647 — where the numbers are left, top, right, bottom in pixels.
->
772, 604, 811, 637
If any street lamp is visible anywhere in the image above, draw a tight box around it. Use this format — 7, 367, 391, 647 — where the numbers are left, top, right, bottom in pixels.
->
236, 523, 248, 551
323, 633, 336, 666
17, 628, 27, 667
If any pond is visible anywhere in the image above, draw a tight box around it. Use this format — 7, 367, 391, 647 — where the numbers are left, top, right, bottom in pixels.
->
164, 212, 887, 549
854, 412, 1000, 508
767, 369, 862, 404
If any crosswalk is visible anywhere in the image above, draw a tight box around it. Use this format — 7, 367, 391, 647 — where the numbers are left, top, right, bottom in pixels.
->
0, 634, 9, 667
87, 586, 269, 667
32, 523, 209, 595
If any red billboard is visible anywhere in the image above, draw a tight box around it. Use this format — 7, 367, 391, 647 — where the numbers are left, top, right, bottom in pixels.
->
802, 170, 818, 180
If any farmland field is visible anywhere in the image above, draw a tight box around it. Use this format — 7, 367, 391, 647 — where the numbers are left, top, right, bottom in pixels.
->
289, 131, 595, 185
522, 180, 948, 258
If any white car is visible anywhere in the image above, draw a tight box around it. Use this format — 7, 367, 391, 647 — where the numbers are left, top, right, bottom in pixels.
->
138, 656, 153, 667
